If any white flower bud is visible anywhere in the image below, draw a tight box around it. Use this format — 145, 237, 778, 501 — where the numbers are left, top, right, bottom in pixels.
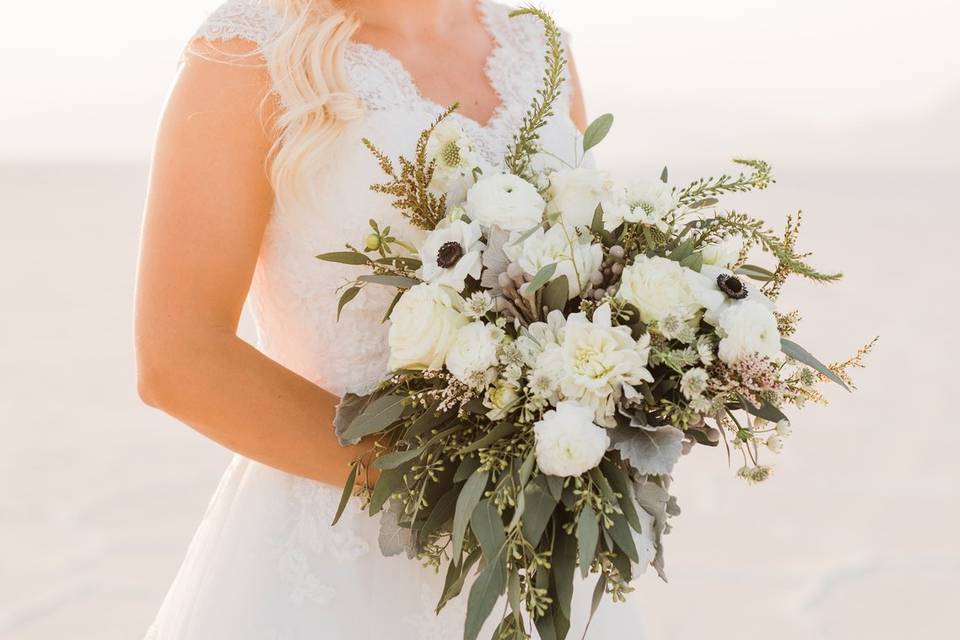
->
776, 419, 792, 437
766, 435, 784, 453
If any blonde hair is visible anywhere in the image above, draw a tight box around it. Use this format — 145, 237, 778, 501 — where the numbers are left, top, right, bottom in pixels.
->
265, 0, 363, 211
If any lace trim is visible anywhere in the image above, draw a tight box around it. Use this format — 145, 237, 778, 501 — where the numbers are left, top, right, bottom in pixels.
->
194, 0, 285, 49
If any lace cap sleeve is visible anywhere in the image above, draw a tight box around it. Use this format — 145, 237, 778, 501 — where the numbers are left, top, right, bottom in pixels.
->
194, 0, 285, 49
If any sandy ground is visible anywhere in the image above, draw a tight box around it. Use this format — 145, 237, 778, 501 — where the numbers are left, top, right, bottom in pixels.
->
0, 160, 957, 639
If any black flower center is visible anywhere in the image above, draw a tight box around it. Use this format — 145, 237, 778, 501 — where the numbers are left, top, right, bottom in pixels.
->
717, 273, 748, 300
436, 241, 465, 269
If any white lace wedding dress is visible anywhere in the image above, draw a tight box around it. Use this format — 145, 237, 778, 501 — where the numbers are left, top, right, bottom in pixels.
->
145, 1, 647, 638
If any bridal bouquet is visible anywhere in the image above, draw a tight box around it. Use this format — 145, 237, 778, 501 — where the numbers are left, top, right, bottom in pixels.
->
320, 8, 872, 640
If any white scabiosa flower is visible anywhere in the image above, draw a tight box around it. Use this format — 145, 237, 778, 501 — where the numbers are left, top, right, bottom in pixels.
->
715, 300, 782, 365
696, 335, 716, 366
426, 120, 490, 205
445, 321, 504, 390
679, 367, 709, 400
463, 290, 495, 320
505, 224, 603, 300
617, 255, 716, 325
533, 401, 611, 477
546, 168, 621, 229
388, 283, 467, 371
617, 181, 676, 231
465, 173, 545, 232
418, 219, 485, 291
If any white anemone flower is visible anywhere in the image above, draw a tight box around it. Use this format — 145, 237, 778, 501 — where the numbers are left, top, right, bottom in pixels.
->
418, 219, 485, 291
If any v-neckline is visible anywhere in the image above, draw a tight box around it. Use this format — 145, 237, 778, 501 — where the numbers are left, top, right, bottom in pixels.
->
346, 0, 508, 132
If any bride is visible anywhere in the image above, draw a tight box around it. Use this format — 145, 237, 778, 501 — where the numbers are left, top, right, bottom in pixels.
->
136, 0, 645, 637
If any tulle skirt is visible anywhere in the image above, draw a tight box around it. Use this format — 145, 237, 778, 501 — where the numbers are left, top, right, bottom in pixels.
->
144, 454, 647, 639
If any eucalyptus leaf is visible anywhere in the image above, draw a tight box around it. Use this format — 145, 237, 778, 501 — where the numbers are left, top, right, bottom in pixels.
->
577, 505, 599, 579
372, 446, 424, 471
458, 421, 517, 454
607, 511, 639, 562
331, 463, 358, 526
357, 274, 420, 289
780, 338, 850, 391
378, 499, 414, 557
542, 275, 569, 313
336, 286, 361, 321
521, 476, 559, 545
582, 113, 614, 152
452, 470, 489, 559
470, 499, 507, 562
553, 531, 577, 620
436, 548, 481, 613
341, 394, 406, 441
546, 475, 564, 501
590, 204, 605, 234
453, 456, 482, 483
660, 166, 669, 183
332, 392, 370, 446
526, 262, 558, 295
374, 256, 422, 270
612, 425, 684, 476
600, 460, 643, 533
315, 250, 370, 265
781, 338, 850, 390
368, 464, 409, 515
738, 395, 789, 423
463, 550, 506, 640
420, 487, 459, 539
405, 403, 452, 440
736, 264, 776, 282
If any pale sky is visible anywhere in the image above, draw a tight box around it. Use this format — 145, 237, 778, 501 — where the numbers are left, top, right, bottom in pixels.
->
2, 0, 958, 165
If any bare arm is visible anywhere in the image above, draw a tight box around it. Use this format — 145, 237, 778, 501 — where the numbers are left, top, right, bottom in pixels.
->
567, 45, 588, 132
135, 41, 368, 487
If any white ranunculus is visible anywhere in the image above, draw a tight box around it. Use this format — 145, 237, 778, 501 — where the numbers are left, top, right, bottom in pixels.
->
418, 219, 485, 291
715, 300, 782, 364
426, 120, 491, 206
504, 224, 603, 300
701, 239, 741, 268
617, 255, 717, 325
534, 401, 611, 477
465, 173, 545, 232
546, 168, 621, 229
388, 283, 467, 371
445, 321, 504, 389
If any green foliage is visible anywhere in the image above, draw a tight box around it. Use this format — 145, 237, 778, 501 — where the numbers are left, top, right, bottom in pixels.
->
504, 7, 568, 178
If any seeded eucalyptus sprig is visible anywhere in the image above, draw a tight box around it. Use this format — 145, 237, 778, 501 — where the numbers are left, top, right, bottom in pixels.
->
504, 6, 568, 179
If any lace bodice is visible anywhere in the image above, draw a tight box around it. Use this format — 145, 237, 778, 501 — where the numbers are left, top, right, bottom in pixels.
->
195, 0, 583, 397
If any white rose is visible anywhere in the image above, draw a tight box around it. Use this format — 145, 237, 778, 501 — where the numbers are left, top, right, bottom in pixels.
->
418, 219, 485, 291
388, 283, 467, 371
426, 120, 491, 206
445, 321, 503, 389
715, 300, 782, 364
504, 224, 603, 300
701, 239, 741, 268
465, 173, 545, 232
546, 168, 620, 229
617, 255, 714, 324
533, 401, 611, 477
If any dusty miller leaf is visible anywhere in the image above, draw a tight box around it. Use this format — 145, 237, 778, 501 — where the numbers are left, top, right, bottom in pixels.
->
612, 426, 684, 476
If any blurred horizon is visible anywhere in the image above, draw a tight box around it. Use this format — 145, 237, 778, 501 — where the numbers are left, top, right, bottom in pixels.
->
2, 0, 959, 170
